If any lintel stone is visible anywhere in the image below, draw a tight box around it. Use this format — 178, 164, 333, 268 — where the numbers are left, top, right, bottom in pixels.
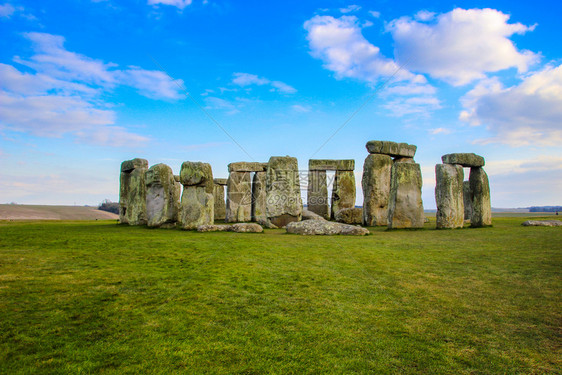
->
228, 162, 268, 172
121, 158, 148, 173
366, 140, 417, 158
308, 159, 355, 171
442, 153, 485, 167
213, 178, 228, 185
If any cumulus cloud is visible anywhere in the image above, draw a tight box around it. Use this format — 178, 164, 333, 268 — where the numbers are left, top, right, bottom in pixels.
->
0, 3, 15, 17
231, 72, 296, 94
147, 0, 192, 9
460, 64, 562, 146
340, 5, 361, 14
387, 8, 539, 85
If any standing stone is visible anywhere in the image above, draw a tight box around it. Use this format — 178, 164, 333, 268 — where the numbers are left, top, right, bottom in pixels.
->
435, 164, 464, 229
145, 163, 180, 228
178, 161, 214, 230
264, 156, 303, 228
252, 171, 267, 223
331, 170, 356, 219
388, 162, 424, 228
469, 167, 492, 227
226, 171, 252, 222
307, 170, 329, 219
213, 183, 226, 221
463, 181, 473, 221
119, 158, 148, 225
362, 154, 392, 226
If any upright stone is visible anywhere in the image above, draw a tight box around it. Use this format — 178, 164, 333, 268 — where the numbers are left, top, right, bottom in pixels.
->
213, 183, 226, 221
469, 167, 492, 227
388, 162, 424, 228
463, 181, 473, 221
226, 171, 252, 222
178, 161, 214, 229
435, 164, 464, 229
145, 163, 180, 228
362, 154, 392, 226
119, 158, 148, 225
252, 171, 267, 223
331, 170, 356, 219
307, 170, 329, 219
264, 156, 303, 228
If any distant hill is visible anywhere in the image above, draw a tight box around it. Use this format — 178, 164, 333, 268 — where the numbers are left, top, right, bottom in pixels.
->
0, 205, 119, 221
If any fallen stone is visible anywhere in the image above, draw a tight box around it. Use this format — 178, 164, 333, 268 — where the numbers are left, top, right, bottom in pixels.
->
264, 156, 303, 228
228, 162, 268, 172
362, 154, 392, 226
521, 220, 562, 227
469, 167, 492, 227
435, 164, 464, 229
308, 159, 355, 171
388, 162, 424, 229
307, 170, 329, 219
213, 178, 228, 185
286, 220, 369, 235
146, 163, 180, 228
302, 209, 327, 221
442, 153, 485, 167
366, 140, 417, 158
335, 207, 363, 224
119, 158, 148, 225
331, 170, 356, 219
197, 223, 264, 232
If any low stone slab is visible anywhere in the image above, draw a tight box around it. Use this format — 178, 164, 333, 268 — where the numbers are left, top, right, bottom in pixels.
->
286, 220, 369, 236
302, 209, 327, 221
214, 178, 227, 185
228, 162, 268, 172
521, 220, 562, 227
334, 207, 363, 224
366, 140, 416, 158
442, 153, 485, 167
197, 223, 264, 232
309, 159, 355, 171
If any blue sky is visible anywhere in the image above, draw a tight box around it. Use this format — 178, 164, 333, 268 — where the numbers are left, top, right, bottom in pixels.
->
0, 0, 561, 208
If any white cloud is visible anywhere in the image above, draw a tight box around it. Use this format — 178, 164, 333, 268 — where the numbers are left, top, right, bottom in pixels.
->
270, 81, 296, 94
340, 5, 361, 14
383, 96, 441, 117
147, 0, 192, 9
387, 8, 539, 85
292, 104, 311, 113
485, 156, 562, 176
428, 127, 451, 135
368, 11, 380, 18
120, 66, 183, 99
231, 72, 296, 94
0, 3, 15, 17
460, 64, 562, 146
204, 97, 239, 114
414, 10, 435, 21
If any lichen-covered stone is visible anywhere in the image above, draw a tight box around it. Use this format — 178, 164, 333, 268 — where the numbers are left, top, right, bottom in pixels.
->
226, 171, 252, 222
334, 207, 363, 224
180, 161, 213, 193
307, 170, 329, 219
228, 162, 268, 172
362, 154, 392, 226
119, 158, 148, 225
463, 181, 473, 220
213, 183, 226, 221
178, 186, 214, 230
442, 153, 485, 167
265, 156, 302, 228
174, 175, 180, 183
388, 162, 424, 229
251, 171, 267, 223
213, 178, 228, 185
286, 220, 369, 235
435, 164, 464, 229
393, 157, 415, 163
521, 220, 562, 227
309, 159, 355, 171
302, 209, 327, 221
146, 163, 180, 228
469, 167, 492, 227
197, 223, 264, 232
366, 140, 417, 158
331, 170, 356, 219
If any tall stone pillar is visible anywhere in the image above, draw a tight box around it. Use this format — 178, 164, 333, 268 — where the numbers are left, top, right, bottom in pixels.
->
252, 171, 267, 223
178, 161, 214, 229
469, 167, 492, 227
119, 158, 148, 225
265, 156, 302, 228
226, 171, 252, 222
307, 169, 329, 219
146, 163, 180, 228
388, 161, 424, 229
362, 154, 392, 226
463, 181, 473, 221
213, 178, 227, 221
435, 164, 464, 229
331, 170, 356, 219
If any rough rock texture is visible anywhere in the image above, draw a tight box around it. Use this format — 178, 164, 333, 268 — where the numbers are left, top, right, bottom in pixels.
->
213, 183, 226, 221
393, 157, 415, 163
388, 162, 424, 229
331, 170, 356, 219
178, 161, 214, 229
302, 209, 327, 221
521, 220, 562, 227
251, 171, 267, 223
264, 156, 303, 228
226, 171, 252, 222
442, 153, 485, 167
146, 163, 180, 228
366, 140, 417, 158
213, 178, 228, 185
119, 158, 148, 225
469, 167, 492, 227
174, 175, 180, 183
463, 181, 473, 220
309, 159, 355, 171
435, 164, 464, 229
334, 207, 363, 224
286, 220, 369, 235
197, 223, 264, 232
228, 162, 268, 172
362, 154, 392, 226
307, 170, 329, 219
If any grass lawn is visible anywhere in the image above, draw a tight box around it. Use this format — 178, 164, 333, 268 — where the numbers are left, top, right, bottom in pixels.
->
0, 217, 560, 374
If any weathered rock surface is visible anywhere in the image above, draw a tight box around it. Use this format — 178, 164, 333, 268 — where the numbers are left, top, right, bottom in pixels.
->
180, 162, 214, 193
463, 181, 473, 220
146, 163, 180, 228
442, 153, 485, 167
179, 161, 214, 229
309, 159, 355, 171
435, 164, 464, 229
335, 207, 363, 224
174, 175, 180, 183
302, 209, 327, 221
213, 183, 226, 221
228, 162, 268, 172
119, 158, 148, 225
331, 170, 356, 219
362, 154, 392, 226
197, 223, 264, 232
226, 171, 252, 222
213, 178, 227, 185
252, 171, 267, 223
388, 162, 424, 229
366, 140, 417, 158
286, 220, 369, 235
521, 220, 562, 227
393, 157, 415, 163
469, 167, 492, 227
264, 156, 302, 228
307, 170, 329, 219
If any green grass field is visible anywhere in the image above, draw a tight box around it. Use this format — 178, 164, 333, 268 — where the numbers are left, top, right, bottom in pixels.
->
1, 217, 560, 374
